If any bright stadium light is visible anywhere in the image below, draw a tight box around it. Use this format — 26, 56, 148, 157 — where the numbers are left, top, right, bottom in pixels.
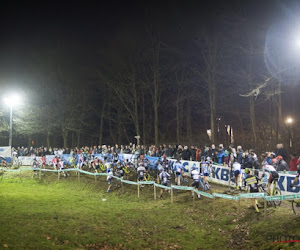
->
3, 93, 22, 147
4, 94, 22, 107
286, 117, 293, 124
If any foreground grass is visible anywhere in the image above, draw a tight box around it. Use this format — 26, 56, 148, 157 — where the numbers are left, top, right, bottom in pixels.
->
0, 171, 300, 249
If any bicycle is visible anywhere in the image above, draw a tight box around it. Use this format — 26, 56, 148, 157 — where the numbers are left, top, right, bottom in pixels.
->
199, 176, 212, 194
12, 157, 22, 169
257, 177, 281, 208
144, 172, 155, 182
290, 185, 300, 216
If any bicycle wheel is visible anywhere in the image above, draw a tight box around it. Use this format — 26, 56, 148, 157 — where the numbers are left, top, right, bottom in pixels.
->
273, 188, 282, 207
205, 185, 212, 194
292, 200, 300, 216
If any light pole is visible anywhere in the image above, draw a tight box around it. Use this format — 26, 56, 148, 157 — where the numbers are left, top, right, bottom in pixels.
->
4, 94, 22, 147
286, 117, 293, 149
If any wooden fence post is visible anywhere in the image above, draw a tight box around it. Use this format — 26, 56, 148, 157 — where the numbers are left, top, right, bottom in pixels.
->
238, 199, 240, 218
264, 200, 267, 220
154, 184, 156, 200
193, 191, 195, 207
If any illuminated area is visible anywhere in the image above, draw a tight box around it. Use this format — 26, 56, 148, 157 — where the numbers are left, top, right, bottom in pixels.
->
286, 117, 293, 124
3, 94, 22, 107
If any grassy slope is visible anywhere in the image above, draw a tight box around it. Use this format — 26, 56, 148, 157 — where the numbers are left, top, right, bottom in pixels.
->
0, 171, 300, 249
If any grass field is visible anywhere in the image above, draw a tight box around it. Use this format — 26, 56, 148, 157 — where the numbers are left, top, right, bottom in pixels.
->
0, 170, 300, 249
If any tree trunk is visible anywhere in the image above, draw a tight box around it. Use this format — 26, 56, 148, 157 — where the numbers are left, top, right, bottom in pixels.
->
269, 98, 273, 149
98, 101, 106, 145
77, 132, 81, 148
46, 131, 50, 148
186, 99, 192, 144
53, 135, 57, 147
142, 93, 147, 145
28, 135, 32, 148
62, 126, 68, 148
176, 100, 180, 145
249, 96, 257, 149
153, 39, 160, 145
71, 132, 75, 148
277, 80, 282, 140
209, 79, 216, 144
133, 78, 140, 137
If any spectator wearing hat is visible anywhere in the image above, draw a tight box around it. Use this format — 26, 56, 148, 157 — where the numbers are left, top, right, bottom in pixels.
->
275, 155, 289, 171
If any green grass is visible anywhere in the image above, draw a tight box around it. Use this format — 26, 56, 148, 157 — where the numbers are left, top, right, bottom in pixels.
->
0, 170, 300, 249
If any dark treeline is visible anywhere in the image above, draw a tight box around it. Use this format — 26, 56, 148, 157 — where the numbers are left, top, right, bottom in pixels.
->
0, 1, 299, 153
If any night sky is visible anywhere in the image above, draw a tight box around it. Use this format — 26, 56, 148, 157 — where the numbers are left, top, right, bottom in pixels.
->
0, 0, 300, 150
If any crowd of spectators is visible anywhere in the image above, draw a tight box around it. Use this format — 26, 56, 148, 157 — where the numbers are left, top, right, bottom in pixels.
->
12, 142, 299, 171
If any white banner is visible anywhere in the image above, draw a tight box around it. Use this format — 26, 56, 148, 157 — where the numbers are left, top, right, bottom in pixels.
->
207, 164, 299, 195
0, 146, 11, 158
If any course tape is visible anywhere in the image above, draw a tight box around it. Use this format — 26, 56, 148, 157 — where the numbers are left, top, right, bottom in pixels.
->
6, 167, 298, 202
213, 193, 240, 200
154, 183, 172, 190
121, 180, 139, 185
138, 181, 155, 185
171, 185, 194, 191
193, 190, 215, 199
238, 193, 266, 199
263, 193, 300, 201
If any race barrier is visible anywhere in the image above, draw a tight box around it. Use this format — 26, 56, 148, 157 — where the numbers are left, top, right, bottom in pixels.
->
1, 167, 300, 219
7, 153, 300, 196
2, 167, 299, 203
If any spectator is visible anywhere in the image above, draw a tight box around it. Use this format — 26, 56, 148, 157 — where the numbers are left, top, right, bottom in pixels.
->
202, 145, 211, 159
237, 146, 243, 164
216, 144, 225, 164
275, 143, 288, 162
196, 147, 202, 161
289, 154, 300, 171
190, 146, 196, 161
166, 145, 173, 157
181, 146, 191, 160
275, 155, 289, 171
211, 144, 217, 162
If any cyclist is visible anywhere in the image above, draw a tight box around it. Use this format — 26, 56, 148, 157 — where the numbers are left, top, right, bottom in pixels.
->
32, 157, 39, 178
137, 162, 146, 182
159, 168, 170, 198
52, 155, 59, 170
232, 158, 242, 190
106, 164, 113, 193
173, 159, 183, 185
93, 156, 100, 173
112, 152, 119, 166
244, 168, 260, 213
41, 156, 46, 169
200, 157, 210, 183
261, 162, 279, 194
117, 161, 125, 178
143, 157, 151, 172
191, 165, 201, 199
69, 155, 76, 168
161, 155, 170, 172
77, 153, 84, 169
290, 167, 300, 187
59, 156, 68, 177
